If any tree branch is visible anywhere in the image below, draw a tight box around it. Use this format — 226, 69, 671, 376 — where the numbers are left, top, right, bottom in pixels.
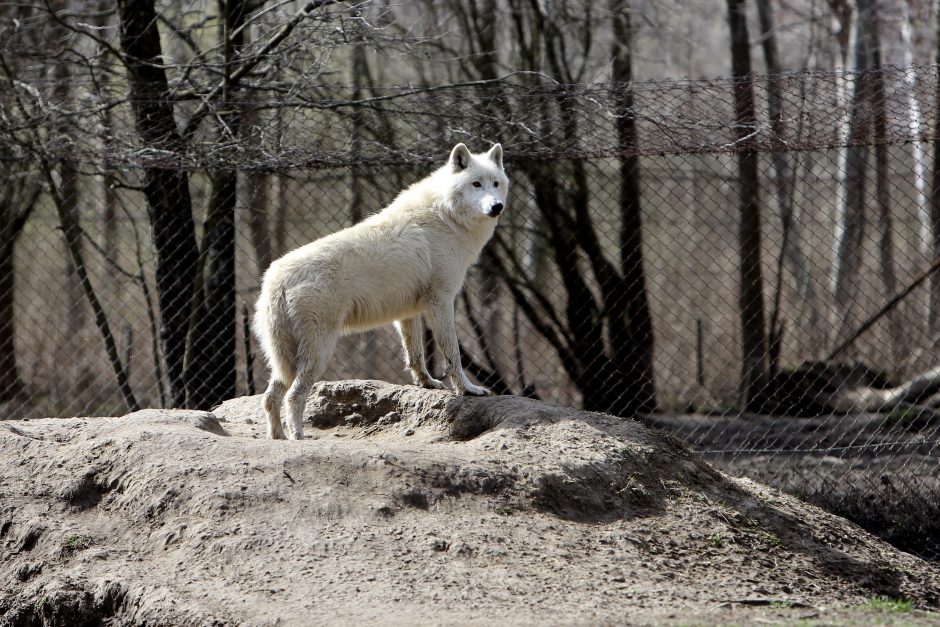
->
182, 0, 344, 137
827, 254, 940, 361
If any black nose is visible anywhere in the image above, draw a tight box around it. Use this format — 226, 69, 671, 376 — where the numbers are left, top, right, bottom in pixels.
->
490, 202, 503, 216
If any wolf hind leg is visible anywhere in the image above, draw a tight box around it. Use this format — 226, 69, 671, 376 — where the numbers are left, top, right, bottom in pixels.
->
395, 316, 445, 390
284, 331, 338, 440
263, 379, 289, 439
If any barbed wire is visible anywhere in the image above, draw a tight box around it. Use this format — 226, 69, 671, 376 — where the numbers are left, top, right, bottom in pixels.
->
2, 65, 940, 170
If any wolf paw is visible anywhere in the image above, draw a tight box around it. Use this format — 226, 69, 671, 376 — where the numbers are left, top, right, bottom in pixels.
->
268, 422, 287, 440
418, 376, 447, 390
459, 383, 492, 397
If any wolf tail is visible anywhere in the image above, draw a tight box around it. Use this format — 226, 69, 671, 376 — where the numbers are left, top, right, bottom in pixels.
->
253, 278, 297, 385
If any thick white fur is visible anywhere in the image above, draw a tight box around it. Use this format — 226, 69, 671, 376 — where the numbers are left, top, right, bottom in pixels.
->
254, 143, 508, 439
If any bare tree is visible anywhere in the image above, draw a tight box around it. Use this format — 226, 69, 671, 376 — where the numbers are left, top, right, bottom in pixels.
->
185, 0, 250, 409
349, 41, 378, 379
474, 0, 658, 414
113, 0, 342, 408
931, 2, 940, 330
49, 22, 87, 387
610, 0, 656, 411
900, 0, 931, 282
116, 0, 200, 408
0, 4, 43, 401
242, 10, 274, 278
834, 0, 878, 345
829, 0, 855, 310
756, 0, 821, 369
869, 10, 904, 361
0, 170, 41, 401
1, 2, 140, 412
727, 0, 768, 408
0, 53, 140, 413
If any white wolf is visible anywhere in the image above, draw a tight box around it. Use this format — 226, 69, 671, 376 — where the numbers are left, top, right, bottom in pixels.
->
254, 143, 508, 439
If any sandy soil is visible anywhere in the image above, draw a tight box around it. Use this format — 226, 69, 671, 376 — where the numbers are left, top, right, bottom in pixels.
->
1, 380, 938, 625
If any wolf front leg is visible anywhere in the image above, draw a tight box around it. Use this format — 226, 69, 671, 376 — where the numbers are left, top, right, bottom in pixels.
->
395, 316, 446, 390
424, 298, 491, 396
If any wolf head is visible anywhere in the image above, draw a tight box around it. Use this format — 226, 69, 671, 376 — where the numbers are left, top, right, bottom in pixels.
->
447, 143, 508, 220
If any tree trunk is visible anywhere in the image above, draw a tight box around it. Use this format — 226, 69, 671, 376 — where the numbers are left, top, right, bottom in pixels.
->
834, 0, 877, 343
243, 22, 272, 278
454, 0, 505, 383
727, 0, 768, 409
519, 159, 608, 404
931, 3, 940, 330
610, 0, 656, 413
117, 0, 199, 408
870, 18, 904, 361
0, 172, 41, 401
875, 132, 903, 360
271, 114, 289, 258
186, 0, 247, 408
51, 58, 85, 373
0, 243, 21, 400
830, 0, 855, 318
756, 0, 821, 350
51, 145, 85, 411
900, 1, 931, 281
348, 43, 378, 379
0, 6, 37, 402
830, 366, 940, 412
247, 170, 272, 275
95, 0, 119, 263
188, 169, 238, 407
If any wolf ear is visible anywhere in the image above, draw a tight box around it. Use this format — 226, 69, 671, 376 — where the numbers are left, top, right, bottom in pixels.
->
487, 143, 503, 169
450, 143, 472, 172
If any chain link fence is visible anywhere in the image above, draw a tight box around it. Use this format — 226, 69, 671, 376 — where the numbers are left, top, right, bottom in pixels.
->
2, 64, 940, 558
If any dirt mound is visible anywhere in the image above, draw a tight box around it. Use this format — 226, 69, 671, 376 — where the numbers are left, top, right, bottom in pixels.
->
1, 380, 938, 625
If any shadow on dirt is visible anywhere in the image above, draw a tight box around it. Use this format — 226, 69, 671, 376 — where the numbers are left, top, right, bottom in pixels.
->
709, 475, 938, 605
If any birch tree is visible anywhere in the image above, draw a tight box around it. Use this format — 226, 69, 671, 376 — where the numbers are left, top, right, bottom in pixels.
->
900, 0, 930, 275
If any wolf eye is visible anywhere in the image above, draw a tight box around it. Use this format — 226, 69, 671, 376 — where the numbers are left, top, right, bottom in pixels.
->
494, 181, 499, 188
472, 181, 482, 188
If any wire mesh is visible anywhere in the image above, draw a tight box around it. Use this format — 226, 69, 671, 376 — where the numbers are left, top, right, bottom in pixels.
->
2, 64, 940, 558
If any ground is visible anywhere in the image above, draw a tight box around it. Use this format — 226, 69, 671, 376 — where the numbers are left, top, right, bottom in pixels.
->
0, 380, 938, 625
